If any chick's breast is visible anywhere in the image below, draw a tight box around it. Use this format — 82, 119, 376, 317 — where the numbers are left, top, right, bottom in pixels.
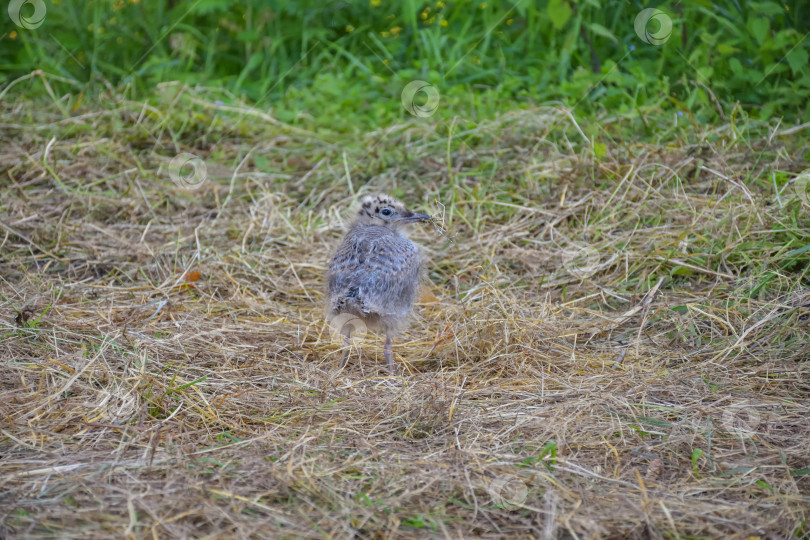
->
328, 226, 421, 320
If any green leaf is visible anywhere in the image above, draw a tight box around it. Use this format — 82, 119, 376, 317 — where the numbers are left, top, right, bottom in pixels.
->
402, 515, 428, 528
747, 16, 769, 45
254, 155, 271, 172
588, 23, 617, 44
539, 440, 559, 471
691, 448, 704, 478
167, 376, 207, 393
563, 25, 578, 52
786, 48, 809, 77
701, 376, 719, 391
729, 58, 743, 74
191, 0, 230, 15
244, 53, 263, 72
671, 266, 693, 276
548, 0, 572, 30
748, 272, 776, 297
751, 1, 786, 16
593, 142, 607, 157
237, 29, 259, 42
784, 244, 810, 259
717, 43, 739, 55
636, 416, 673, 428
790, 468, 810, 477
756, 479, 774, 492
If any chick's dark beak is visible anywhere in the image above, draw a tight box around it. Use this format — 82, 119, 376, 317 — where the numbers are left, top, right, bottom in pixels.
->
401, 212, 432, 223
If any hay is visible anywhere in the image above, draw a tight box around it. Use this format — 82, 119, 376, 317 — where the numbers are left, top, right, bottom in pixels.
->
1, 84, 808, 538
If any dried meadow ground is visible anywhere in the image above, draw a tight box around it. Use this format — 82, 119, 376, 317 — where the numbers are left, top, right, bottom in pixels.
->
0, 85, 808, 538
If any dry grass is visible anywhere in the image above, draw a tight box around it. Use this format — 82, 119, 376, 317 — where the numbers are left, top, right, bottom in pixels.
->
1, 85, 809, 539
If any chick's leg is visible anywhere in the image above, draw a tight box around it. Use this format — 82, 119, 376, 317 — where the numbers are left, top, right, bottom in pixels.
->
384, 331, 394, 374
339, 328, 352, 368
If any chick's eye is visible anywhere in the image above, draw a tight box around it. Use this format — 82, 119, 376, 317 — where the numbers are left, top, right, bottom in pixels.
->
380, 208, 393, 216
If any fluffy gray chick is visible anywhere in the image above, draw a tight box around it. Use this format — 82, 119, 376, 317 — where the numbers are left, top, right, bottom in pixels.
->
326, 194, 431, 373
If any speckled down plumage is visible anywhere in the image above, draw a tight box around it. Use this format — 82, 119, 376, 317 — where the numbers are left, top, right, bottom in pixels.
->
328, 224, 421, 332
326, 194, 431, 372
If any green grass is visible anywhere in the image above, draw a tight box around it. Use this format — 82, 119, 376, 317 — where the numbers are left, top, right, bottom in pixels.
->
2, 0, 809, 131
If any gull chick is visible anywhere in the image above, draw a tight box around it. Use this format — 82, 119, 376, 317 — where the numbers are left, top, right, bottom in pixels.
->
327, 194, 431, 373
